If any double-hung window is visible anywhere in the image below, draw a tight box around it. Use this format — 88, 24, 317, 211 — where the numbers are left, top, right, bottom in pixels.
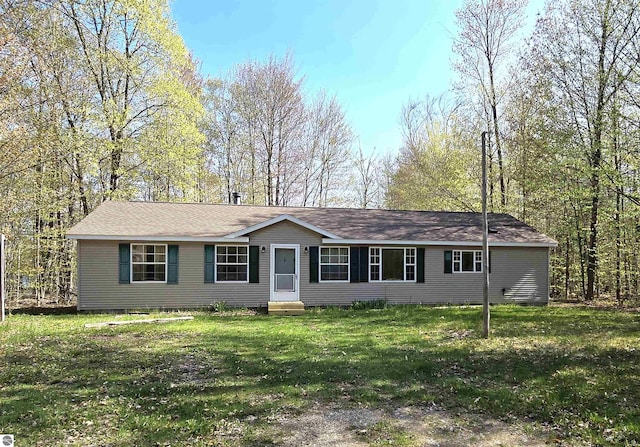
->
453, 250, 482, 273
320, 247, 349, 281
131, 244, 166, 282
216, 246, 248, 282
370, 247, 416, 281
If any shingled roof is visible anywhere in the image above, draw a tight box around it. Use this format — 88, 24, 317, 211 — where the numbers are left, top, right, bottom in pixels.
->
66, 201, 557, 246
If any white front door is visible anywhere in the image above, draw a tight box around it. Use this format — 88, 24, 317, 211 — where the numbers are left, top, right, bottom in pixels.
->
270, 244, 299, 302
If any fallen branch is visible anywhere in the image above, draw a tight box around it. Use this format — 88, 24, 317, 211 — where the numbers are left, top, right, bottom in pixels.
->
84, 316, 194, 328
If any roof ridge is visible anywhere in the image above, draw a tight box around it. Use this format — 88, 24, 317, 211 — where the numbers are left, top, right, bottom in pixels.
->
104, 200, 512, 216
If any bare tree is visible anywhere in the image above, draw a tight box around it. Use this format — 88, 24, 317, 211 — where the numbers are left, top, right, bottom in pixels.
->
202, 56, 353, 207
306, 91, 353, 206
354, 145, 379, 208
203, 78, 246, 204
453, 0, 527, 209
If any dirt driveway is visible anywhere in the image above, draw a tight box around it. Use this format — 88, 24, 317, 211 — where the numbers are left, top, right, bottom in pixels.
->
270, 403, 556, 446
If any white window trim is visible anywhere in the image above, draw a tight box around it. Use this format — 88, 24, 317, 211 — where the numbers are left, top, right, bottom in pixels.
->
452, 250, 483, 273
370, 247, 381, 281
319, 246, 350, 283
369, 247, 417, 283
215, 245, 249, 283
405, 247, 416, 281
269, 244, 300, 302
130, 243, 167, 284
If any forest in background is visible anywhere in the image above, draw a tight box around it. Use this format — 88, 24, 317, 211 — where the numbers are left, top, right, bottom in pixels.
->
1, 0, 638, 306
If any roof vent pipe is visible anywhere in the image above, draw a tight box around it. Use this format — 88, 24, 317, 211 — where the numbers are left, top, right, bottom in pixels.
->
232, 192, 241, 205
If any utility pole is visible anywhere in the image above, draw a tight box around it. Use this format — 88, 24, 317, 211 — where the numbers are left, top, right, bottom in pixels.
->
481, 132, 490, 338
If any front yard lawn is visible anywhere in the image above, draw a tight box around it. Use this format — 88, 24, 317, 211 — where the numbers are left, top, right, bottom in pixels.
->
0, 305, 638, 446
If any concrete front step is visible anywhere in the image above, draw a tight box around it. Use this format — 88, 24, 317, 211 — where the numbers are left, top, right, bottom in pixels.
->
268, 301, 305, 316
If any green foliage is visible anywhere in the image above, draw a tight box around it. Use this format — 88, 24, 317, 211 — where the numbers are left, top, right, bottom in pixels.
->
385, 98, 480, 212
209, 300, 230, 313
515, 0, 640, 301
350, 298, 388, 310
386, 0, 640, 303
0, 0, 206, 303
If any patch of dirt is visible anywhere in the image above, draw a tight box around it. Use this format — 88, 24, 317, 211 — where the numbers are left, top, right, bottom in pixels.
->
271, 403, 553, 447
392, 405, 551, 446
171, 353, 215, 387
276, 405, 384, 447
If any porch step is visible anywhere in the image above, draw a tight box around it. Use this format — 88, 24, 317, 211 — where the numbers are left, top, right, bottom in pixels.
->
268, 301, 305, 316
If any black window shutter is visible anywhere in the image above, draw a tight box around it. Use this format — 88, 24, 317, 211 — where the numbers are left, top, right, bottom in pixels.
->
167, 245, 179, 284
204, 245, 215, 283
359, 246, 369, 282
444, 250, 453, 274
350, 247, 360, 283
309, 246, 319, 283
249, 245, 259, 283
416, 247, 425, 283
119, 243, 130, 284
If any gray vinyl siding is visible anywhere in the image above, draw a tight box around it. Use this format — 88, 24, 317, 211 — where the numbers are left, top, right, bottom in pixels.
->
76, 220, 550, 310
250, 221, 321, 292
304, 246, 549, 306
77, 240, 270, 310
77, 221, 320, 310
423, 246, 549, 305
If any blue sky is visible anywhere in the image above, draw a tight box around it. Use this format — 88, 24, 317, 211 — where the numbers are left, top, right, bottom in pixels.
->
171, 0, 545, 155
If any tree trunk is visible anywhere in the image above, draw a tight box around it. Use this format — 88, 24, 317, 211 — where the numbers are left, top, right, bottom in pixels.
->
109, 130, 124, 195
586, 164, 599, 302
615, 185, 621, 305
565, 235, 570, 300
586, 12, 609, 302
75, 155, 90, 216
573, 201, 587, 299
488, 62, 506, 208
226, 135, 232, 204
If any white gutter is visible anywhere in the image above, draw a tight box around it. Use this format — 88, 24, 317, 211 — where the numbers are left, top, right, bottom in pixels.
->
66, 235, 557, 248
67, 234, 250, 243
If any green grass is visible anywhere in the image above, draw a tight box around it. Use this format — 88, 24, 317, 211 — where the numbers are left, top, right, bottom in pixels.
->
357, 420, 415, 446
0, 305, 638, 446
